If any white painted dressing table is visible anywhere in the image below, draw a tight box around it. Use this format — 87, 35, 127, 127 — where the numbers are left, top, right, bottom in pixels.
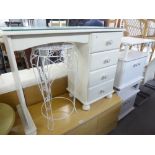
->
1, 27, 123, 134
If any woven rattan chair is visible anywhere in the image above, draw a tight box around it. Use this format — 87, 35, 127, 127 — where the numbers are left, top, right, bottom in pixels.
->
122, 19, 149, 52
143, 19, 155, 61
107, 19, 123, 28
123, 19, 145, 37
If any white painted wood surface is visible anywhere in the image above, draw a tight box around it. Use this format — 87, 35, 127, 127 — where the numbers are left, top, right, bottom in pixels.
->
1, 27, 124, 35
90, 49, 119, 71
114, 51, 148, 89
121, 36, 155, 46
91, 32, 122, 52
89, 65, 117, 87
67, 31, 123, 107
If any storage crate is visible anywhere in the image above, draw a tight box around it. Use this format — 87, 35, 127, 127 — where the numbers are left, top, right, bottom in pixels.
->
119, 91, 139, 120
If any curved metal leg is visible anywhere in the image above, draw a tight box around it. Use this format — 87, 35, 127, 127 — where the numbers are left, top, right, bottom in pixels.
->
30, 43, 78, 130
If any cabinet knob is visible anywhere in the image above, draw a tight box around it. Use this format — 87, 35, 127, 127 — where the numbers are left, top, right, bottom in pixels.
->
100, 90, 105, 94
101, 75, 107, 80
103, 59, 110, 64
106, 40, 113, 46
133, 63, 141, 67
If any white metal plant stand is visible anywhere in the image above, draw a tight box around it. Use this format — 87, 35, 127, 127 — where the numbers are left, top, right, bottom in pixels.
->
30, 43, 78, 130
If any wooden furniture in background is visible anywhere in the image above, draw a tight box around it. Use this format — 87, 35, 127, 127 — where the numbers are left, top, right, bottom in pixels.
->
143, 19, 155, 61
123, 19, 146, 37
0, 76, 68, 110
10, 93, 121, 135
123, 19, 155, 61
107, 19, 120, 28
0, 76, 121, 135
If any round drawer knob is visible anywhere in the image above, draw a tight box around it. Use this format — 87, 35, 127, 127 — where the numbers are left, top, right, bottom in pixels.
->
100, 90, 105, 94
103, 59, 110, 64
106, 40, 113, 46
101, 75, 107, 80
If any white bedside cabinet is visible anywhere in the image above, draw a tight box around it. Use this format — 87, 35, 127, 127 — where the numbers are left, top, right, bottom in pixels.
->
114, 50, 148, 90
68, 32, 123, 110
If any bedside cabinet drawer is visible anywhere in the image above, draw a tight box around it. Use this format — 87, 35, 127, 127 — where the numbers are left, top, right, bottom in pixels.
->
91, 32, 122, 53
89, 65, 116, 87
90, 49, 119, 71
88, 80, 114, 102
114, 56, 147, 89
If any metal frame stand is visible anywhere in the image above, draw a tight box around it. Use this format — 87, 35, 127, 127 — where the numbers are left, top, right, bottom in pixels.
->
30, 43, 78, 130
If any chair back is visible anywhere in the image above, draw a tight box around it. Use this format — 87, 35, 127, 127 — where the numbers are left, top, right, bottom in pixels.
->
144, 19, 155, 37
123, 19, 145, 37
107, 19, 123, 28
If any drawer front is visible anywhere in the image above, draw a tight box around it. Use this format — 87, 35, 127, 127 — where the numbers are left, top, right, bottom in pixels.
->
90, 49, 119, 71
115, 57, 147, 87
125, 57, 146, 80
91, 32, 122, 53
88, 80, 114, 102
89, 65, 116, 87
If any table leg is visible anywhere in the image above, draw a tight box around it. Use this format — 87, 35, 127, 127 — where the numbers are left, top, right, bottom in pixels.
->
3, 36, 37, 135
124, 45, 129, 60
146, 43, 153, 63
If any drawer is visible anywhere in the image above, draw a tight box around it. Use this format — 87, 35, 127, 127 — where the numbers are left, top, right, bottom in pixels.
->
90, 49, 119, 71
88, 80, 114, 102
114, 57, 147, 88
91, 32, 122, 53
89, 65, 116, 87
